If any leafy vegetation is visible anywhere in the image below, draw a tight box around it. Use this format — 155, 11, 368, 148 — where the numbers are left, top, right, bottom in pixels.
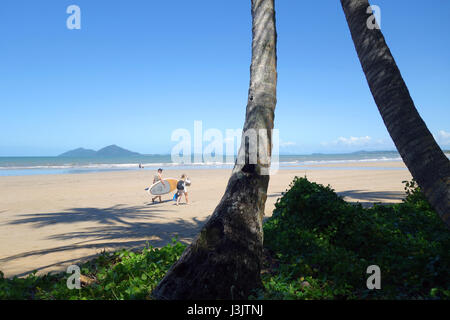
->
0, 238, 185, 300
255, 177, 450, 299
1, 178, 449, 300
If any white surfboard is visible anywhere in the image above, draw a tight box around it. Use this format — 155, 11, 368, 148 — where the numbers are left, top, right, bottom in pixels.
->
146, 178, 178, 196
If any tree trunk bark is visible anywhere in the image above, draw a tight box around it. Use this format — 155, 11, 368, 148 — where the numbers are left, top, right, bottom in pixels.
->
340, 0, 450, 228
151, 0, 277, 299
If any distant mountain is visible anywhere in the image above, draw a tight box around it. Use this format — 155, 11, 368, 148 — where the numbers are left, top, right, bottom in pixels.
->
58, 145, 140, 157
58, 147, 97, 157
96, 145, 140, 157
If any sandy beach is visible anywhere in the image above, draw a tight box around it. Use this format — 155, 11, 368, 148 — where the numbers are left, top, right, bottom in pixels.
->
0, 162, 412, 278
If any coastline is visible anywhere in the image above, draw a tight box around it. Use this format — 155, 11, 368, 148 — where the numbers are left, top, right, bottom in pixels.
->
0, 152, 413, 177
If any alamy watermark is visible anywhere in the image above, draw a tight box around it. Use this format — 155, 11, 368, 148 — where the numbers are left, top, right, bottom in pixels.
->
366, 5, 381, 30
171, 121, 279, 175
366, 265, 381, 289
66, 5, 81, 30
65, 4, 380, 31
66, 264, 81, 289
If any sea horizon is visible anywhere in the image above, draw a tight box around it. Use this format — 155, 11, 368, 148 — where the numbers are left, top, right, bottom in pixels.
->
0, 150, 419, 176
1, 150, 448, 177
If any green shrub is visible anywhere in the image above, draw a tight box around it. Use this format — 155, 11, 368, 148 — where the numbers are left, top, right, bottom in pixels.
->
0, 238, 186, 300
2, 178, 449, 300
260, 177, 450, 299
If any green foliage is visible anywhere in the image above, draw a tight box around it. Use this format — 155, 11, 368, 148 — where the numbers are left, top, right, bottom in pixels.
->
0, 238, 186, 300
2, 178, 449, 300
402, 179, 432, 211
259, 177, 450, 299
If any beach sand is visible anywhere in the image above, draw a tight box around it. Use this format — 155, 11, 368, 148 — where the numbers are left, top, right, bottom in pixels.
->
0, 162, 411, 277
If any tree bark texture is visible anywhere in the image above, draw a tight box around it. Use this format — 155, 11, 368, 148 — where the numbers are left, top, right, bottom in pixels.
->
341, 0, 450, 227
151, 0, 278, 299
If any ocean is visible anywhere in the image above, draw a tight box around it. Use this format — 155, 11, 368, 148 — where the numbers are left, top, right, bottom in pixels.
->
0, 151, 422, 176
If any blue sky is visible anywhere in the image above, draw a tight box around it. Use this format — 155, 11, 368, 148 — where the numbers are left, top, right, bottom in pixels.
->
1, 0, 449, 156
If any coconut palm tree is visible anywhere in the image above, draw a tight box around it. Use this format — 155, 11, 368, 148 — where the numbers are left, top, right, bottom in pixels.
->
151, 0, 278, 299
340, 0, 450, 228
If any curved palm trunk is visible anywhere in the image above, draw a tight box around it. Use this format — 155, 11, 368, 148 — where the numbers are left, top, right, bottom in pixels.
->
340, 0, 450, 227
151, 0, 277, 299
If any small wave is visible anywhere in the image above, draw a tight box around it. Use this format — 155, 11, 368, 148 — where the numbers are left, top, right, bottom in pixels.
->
278, 157, 402, 166
0, 157, 405, 171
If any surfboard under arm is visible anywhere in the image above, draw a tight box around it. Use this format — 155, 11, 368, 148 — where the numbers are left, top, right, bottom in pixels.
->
147, 178, 178, 196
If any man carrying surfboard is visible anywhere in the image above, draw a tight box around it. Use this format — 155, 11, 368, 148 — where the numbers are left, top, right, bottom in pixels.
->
152, 168, 166, 203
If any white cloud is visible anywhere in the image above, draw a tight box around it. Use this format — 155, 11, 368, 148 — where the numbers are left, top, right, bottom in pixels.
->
335, 136, 372, 146
280, 141, 296, 147
320, 135, 394, 151
322, 135, 373, 147
437, 130, 450, 145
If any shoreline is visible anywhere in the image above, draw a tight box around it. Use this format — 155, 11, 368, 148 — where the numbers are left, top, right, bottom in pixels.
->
0, 162, 412, 278
0, 159, 408, 177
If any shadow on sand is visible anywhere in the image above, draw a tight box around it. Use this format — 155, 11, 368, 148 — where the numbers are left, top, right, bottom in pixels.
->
337, 190, 405, 204
2, 190, 406, 277
267, 190, 405, 204
267, 192, 283, 198
2, 204, 208, 277
146, 199, 174, 206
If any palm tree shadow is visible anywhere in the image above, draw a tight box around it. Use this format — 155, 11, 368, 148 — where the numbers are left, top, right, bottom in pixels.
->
6, 204, 165, 228
267, 192, 283, 198
2, 204, 208, 277
337, 190, 405, 206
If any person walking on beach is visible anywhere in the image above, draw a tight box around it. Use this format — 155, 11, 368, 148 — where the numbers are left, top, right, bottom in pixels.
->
152, 168, 165, 203
176, 174, 190, 206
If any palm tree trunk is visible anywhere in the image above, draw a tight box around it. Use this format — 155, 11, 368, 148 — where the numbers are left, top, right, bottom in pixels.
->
151, 0, 277, 299
340, 0, 450, 228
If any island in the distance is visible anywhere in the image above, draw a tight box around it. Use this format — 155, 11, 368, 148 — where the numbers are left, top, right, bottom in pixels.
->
58, 145, 141, 157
